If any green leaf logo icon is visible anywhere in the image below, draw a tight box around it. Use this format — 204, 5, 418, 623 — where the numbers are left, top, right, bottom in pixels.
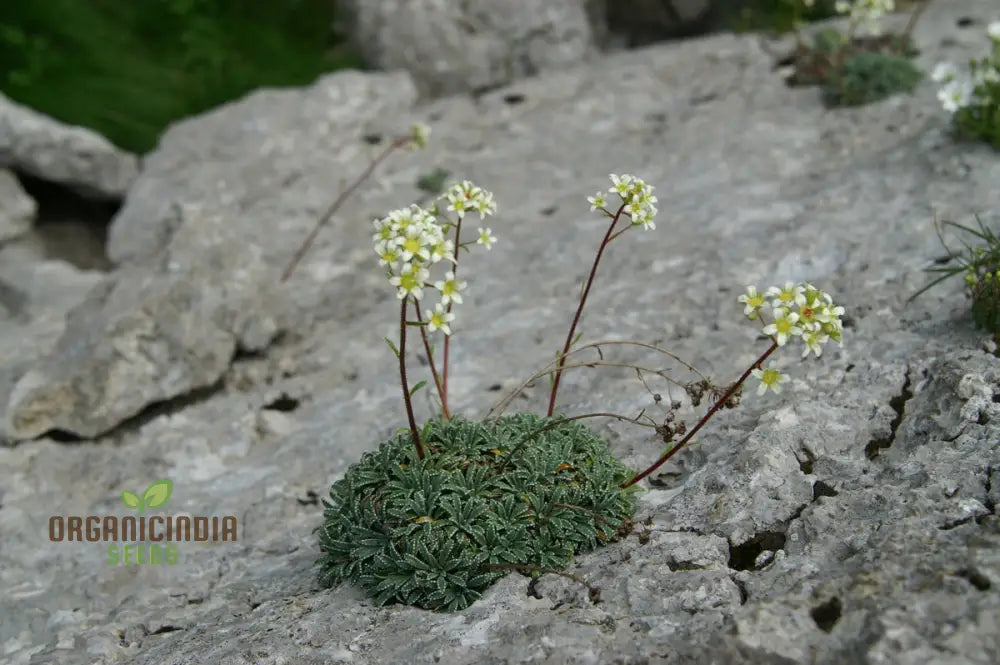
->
121, 479, 173, 514
121, 490, 141, 510
142, 479, 173, 512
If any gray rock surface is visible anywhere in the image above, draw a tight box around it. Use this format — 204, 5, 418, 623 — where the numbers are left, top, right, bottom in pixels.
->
2, 1, 999, 664
0, 169, 35, 243
339, 0, 600, 98
0, 243, 105, 445
0, 91, 138, 199
4, 209, 289, 440
106, 69, 418, 266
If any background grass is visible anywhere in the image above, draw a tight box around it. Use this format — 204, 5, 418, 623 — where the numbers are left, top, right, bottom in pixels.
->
0, 0, 361, 154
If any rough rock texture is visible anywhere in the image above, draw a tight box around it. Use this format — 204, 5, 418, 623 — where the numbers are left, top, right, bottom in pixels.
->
0, 243, 105, 445
2, 70, 419, 440
106, 70, 418, 266
4, 210, 289, 440
339, 0, 601, 98
0, 168, 35, 243
339, 0, 729, 97
2, 1, 1000, 664
0, 91, 138, 199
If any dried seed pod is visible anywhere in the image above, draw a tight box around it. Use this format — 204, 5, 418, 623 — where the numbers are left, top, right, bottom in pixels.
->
685, 379, 710, 407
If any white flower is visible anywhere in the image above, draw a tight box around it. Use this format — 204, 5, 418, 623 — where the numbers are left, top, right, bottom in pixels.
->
389, 263, 430, 300
372, 216, 395, 244
425, 303, 456, 335
796, 296, 826, 329
766, 282, 806, 308
834, 0, 894, 34
738, 286, 766, 319
608, 174, 633, 197
931, 62, 958, 83
587, 192, 607, 211
426, 237, 455, 265
375, 239, 402, 269
395, 225, 436, 264
631, 205, 657, 230
938, 79, 974, 113
976, 67, 1000, 85
473, 191, 497, 217
801, 328, 830, 358
762, 307, 803, 346
477, 227, 497, 250
444, 180, 495, 219
988, 21, 1000, 42
751, 367, 789, 395
433, 271, 467, 305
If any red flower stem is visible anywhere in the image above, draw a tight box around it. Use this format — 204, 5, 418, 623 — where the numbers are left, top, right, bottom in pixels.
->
398, 298, 424, 458
413, 307, 450, 420
546, 204, 627, 417
620, 340, 779, 488
441, 219, 464, 420
281, 136, 408, 282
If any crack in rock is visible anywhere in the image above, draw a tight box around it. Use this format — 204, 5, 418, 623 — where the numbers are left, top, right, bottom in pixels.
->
865, 368, 913, 460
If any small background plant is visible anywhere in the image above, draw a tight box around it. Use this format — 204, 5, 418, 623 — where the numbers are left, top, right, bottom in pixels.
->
774, 0, 926, 107
931, 22, 1000, 149
911, 216, 1000, 337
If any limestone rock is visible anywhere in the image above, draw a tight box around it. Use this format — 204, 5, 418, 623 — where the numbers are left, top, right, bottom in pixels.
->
0, 244, 105, 444
106, 69, 418, 267
0, 168, 35, 243
4, 210, 288, 440
0, 92, 138, 199
1, 1, 999, 664
339, 0, 600, 97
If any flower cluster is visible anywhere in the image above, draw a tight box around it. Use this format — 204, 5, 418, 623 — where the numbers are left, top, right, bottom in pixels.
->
932, 23, 1000, 120
739, 282, 846, 395
834, 0, 895, 35
587, 174, 658, 230
373, 180, 496, 334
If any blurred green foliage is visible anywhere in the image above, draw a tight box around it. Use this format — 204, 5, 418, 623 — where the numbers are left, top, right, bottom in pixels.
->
0, 0, 362, 153
725, 0, 839, 33
823, 51, 922, 107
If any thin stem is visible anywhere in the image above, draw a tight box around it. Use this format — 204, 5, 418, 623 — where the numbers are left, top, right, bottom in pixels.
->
280, 136, 409, 282
620, 340, 779, 488
546, 204, 627, 417
488, 338, 708, 420
441, 219, 465, 421
398, 299, 424, 459
413, 307, 450, 420
900, 0, 930, 43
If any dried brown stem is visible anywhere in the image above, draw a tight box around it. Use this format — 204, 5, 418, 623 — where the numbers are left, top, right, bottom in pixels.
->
621, 340, 779, 488
280, 135, 410, 282
487, 339, 708, 420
